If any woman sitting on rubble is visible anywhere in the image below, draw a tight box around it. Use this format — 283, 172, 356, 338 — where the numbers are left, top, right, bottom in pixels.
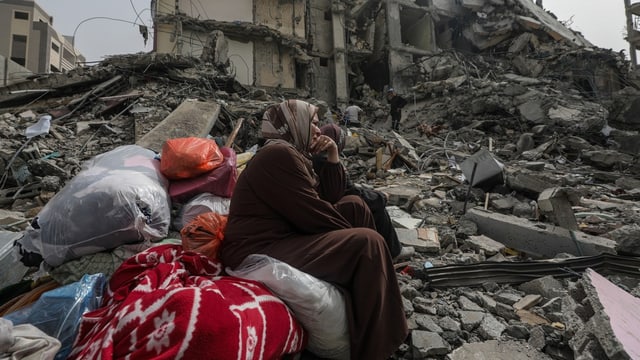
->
221, 99, 408, 360
314, 123, 414, 261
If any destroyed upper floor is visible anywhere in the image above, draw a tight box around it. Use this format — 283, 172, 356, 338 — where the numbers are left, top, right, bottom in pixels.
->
148, 0, 621, 106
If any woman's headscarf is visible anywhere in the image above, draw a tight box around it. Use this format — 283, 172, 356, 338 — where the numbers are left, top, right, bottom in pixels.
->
320, 124, 346, 153
261, 99, 319, 154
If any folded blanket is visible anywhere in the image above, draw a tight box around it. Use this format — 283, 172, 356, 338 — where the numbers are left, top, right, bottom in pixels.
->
69, 245, 306, 359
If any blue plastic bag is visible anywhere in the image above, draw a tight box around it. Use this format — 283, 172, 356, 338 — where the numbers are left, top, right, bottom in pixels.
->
4, 273, 106, 360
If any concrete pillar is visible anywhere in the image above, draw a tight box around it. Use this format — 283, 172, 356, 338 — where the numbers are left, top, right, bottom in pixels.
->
331, 2, 349, 106
625, 0, 638, 68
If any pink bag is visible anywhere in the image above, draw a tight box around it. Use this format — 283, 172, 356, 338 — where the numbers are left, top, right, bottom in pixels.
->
169, 147, 237, 203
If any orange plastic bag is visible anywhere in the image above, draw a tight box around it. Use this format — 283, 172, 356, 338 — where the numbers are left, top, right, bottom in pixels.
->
160, 137, 224, 180
180, 212, 228, 260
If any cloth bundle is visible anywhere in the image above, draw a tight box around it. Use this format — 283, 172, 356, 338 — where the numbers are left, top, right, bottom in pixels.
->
69, 245, 306, 360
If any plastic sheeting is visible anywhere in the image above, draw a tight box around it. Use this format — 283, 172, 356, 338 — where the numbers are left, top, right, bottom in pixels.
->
228, 254, 350, 360
18, 145, 171, 267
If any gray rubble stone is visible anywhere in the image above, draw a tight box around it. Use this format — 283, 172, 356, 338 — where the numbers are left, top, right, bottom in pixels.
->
402, 296, 414, 316
582, 150, 634, 169
478, 313, 506, 340
437, 316, 461, 332
490, 196, 516, 212
465, 235, 505, 256
608, 224, 640, 256
458, 311, 485, 331
412, 297, 437, 315
448, 340, 553, 360
381, 186, 422, 207
518, 100, 545, 124
519, 276, 567, 300
516, 133, 536, 154
477, 293, 497, 312
512, 201, 536, 218
495, 290, 523, 305
40, 175, 62, 192
27, 159, 68, 179
504, 324, 530, 340
458, 296, 485, 312
540, 297, 563, 313
455, 219, 478, 238
528, 326, 546, 350
615, 176, 640, 190
400, 284, 421, 300
415, 314, 443, 333
411, 330, 451, 357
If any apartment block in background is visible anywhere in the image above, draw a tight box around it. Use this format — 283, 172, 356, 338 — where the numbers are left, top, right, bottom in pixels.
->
0, 0, 85, 86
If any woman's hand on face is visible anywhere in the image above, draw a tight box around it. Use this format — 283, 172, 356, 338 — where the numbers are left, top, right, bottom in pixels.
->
310, 134, 337, 155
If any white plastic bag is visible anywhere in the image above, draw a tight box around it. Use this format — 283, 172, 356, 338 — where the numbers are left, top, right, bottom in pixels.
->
25, 115, 51, 139
18, 145, 171, 267
227, 254, 350, 360
173, 193, 230, 230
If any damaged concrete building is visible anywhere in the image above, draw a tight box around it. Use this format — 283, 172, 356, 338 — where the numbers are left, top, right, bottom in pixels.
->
151, 0, 622, 106
3, 0, 640, 359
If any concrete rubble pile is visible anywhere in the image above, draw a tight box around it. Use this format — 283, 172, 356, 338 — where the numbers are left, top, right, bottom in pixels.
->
1, 1, 640, 359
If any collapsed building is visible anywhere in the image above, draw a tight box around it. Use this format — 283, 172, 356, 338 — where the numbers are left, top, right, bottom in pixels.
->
151, 0, 622, 106
1, 0, 640, 359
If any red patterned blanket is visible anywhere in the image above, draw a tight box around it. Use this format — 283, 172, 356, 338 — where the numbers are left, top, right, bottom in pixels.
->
69, 244, 306, 359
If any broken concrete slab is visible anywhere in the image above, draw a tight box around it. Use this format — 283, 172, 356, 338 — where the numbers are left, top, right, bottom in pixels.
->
380, 186, 422, 207
136, 99, 220, 153
463, 208, 617, 258
515, 0, 591, 46
464, 235, 505, 256
505, 169, 559, 197
387, 206, 423, 229
448, 340, 553, 359
396, 227, 441, 253
582, 150, 635, 170
411, 330, 451, 357
571, 269, 640, 360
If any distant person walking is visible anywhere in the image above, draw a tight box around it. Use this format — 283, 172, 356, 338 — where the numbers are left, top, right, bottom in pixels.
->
387, 88, 407, 131
342, 101, 363, 127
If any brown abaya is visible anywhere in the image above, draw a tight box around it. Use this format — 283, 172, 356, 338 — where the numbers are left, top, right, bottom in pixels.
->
221, 142, 408, 360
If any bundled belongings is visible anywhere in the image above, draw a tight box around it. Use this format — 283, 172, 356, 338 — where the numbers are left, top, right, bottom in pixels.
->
69, 245, 307, 360
17, 145, 171, 267
228, 254, 350, 360
159, 137, 224, 180
180, 211, 228, 260
168, 146, 238, 203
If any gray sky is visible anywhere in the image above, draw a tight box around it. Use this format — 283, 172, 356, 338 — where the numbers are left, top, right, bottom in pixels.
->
37, 0, 630, 62
38, 0, 154, 63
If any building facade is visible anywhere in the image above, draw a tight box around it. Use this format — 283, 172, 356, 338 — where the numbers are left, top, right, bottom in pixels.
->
0, 0, 85, 85
150, 0, 600, 106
